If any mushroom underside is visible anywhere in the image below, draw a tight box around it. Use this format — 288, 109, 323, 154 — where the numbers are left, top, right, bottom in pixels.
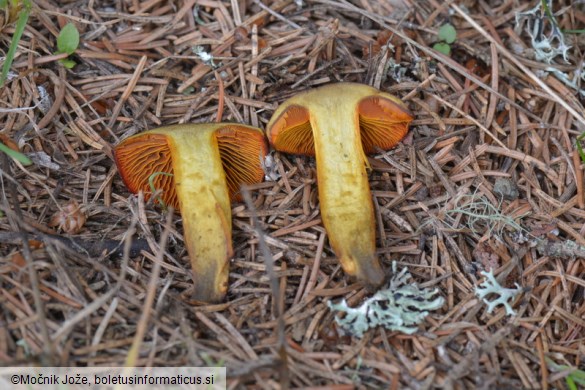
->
114, 133, 178, 208
215, 125, 268, 201
114, 125, 268, 207
269, 96, 413, 157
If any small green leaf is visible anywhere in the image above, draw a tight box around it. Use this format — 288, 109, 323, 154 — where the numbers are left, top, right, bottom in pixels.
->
0, 0, 8, 8
60, 58, 77, 69
0, 141, 32, 165
438, 23, 457, 44
433, 42, 451, 56
57, 23, 80, 55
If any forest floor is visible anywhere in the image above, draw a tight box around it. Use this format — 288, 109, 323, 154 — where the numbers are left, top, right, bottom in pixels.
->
0, 0, 584, 388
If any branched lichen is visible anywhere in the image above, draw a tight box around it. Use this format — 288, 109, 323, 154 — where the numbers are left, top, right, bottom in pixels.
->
475, 270, 521, 316
513, 1, 585, 97
328, 262, 444, 337
515, 1, 571, 64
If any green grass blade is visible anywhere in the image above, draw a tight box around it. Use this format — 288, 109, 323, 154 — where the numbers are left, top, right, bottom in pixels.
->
148, 172, 173, 209
0, 0, 31, 87
541, 0, 560, 29
577, 133, 585, 164
562, 29, 585, 34
570, 368, 585, 384
0, 140, 32, 165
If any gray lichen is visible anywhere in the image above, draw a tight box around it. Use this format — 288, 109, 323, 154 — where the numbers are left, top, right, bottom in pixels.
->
514, 1, 571, 64
328, 263, 445, 337
475, 270, 521, 316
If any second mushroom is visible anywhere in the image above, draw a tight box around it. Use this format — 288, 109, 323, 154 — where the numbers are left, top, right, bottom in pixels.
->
267, 83, 413, 287
114, 123, 267, 303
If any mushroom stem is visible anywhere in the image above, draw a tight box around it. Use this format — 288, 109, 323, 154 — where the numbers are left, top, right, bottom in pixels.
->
166, 129, 232, 302
267, 83, 413, 287
310, 107, 384, 286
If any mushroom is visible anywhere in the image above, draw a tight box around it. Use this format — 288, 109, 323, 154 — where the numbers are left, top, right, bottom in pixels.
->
266, 83, 413, 287
114, 123, 267, 303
